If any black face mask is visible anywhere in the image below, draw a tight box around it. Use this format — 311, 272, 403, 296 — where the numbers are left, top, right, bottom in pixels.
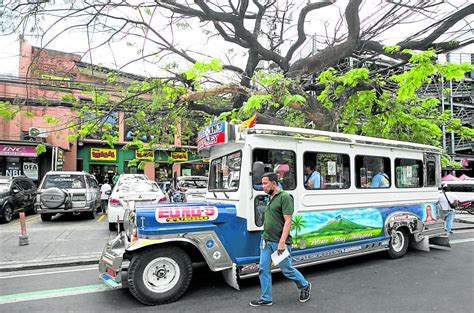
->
265, 188, 274, 195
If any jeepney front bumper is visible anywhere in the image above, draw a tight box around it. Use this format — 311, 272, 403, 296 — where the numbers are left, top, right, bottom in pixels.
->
98, 232, 129, 289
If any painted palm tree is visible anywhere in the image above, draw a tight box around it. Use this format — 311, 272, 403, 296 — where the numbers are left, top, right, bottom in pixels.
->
291, 214, 307, 246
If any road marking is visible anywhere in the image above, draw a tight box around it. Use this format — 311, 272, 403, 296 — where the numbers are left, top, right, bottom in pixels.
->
0, 266, 97, 280
14, 215, 39, 225
450, 237, 474, 244
0, 284, 116, 305
97, 214, 106, 222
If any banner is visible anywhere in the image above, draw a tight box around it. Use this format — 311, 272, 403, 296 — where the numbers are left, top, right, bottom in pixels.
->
91, 148, 117, 161
170, 151, 188, 161
136, 150, 154, 160
0, 145, 37, 157
23, 162, 38, 180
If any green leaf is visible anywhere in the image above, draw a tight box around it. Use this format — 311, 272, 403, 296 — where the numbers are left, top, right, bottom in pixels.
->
36, 144, 47, 155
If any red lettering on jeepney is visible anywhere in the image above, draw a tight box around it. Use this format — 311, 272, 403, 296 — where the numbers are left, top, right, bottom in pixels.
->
204, 207, 215, 216
158, 208, 169, 218
170, 207, 181, 218
182, 207, 192, 217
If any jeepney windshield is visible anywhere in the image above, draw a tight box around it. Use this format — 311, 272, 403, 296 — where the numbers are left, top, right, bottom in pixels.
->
209, 151, 242, 191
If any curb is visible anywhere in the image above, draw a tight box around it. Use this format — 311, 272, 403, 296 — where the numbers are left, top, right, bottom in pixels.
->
0, 256, 100, 273
454, 218, 474, 225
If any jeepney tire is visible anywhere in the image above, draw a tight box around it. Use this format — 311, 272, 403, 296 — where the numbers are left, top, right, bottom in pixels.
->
40, 213, 53, 222
388, 228, 409, 259
127, 246, 193, 305
1, 204, 13, 223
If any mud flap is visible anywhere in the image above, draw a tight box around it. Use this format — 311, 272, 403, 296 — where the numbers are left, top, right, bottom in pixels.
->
222, 263, 240, 290
410, 237, 430, 252
429, 236, 451, 248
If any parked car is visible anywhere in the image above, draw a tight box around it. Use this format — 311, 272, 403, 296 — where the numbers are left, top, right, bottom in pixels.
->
172, 176, 208, 202
115, 173, 149, 186
36, 171, 101, 221
107, 180, 166, 231
0, 176, 37, 223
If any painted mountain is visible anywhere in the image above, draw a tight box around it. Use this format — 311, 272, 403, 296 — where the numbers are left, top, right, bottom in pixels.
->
299, 215, 383, 247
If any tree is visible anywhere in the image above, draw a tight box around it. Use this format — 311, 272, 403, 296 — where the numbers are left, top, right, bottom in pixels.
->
291, 214, 307, 247
0, 0, 472, 151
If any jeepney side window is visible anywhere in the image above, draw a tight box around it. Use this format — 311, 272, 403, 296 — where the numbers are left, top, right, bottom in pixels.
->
395, 158, 423, 188
252, 149, 296, 190
426, 161, 436, 187
208, 151, 242, 191
355, 155, 391, 188
303, 152, 350, 189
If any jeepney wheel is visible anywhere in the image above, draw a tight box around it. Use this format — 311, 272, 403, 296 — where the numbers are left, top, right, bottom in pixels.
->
388, 228, 409, 259
128, 246, 193, 305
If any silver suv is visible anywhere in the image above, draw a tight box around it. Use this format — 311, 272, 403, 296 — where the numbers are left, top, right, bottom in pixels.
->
36, 171, 101, 221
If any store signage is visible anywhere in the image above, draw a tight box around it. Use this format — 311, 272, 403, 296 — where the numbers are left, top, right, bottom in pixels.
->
91, 148, 116, 161
6, 163, 21, 177
56, 148, 64, 171
23, 162, 38, 180
136, 150, 154, 160
0, 145, 37, 157
197, 121, 228, 151
170, 151, 188, 161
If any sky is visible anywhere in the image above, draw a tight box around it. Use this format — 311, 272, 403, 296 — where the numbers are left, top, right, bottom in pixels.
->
0, 0, 472, 77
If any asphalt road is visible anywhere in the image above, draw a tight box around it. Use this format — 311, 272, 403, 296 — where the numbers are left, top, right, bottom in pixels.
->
1, 230, 473, 313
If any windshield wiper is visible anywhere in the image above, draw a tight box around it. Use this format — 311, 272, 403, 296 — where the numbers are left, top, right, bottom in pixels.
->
212, 191, 217, 198
222, 191, 230, 199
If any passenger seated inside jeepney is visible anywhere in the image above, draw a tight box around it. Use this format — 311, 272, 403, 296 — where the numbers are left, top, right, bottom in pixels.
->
303, 161, 323, 189
370, 163, 390, 188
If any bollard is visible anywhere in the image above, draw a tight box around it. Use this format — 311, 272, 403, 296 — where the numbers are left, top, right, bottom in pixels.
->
19, 211, 29, 246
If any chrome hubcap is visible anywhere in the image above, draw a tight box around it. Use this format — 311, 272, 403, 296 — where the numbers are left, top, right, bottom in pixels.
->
143, 257, 180, 293
392, 231, 404, 252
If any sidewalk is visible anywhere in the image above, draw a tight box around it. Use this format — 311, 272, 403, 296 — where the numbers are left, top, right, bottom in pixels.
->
1, 213, 473, 273
0, 218, 115, 272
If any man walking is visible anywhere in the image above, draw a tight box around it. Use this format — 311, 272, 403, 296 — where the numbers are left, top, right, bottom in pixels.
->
438, 184, 458, 234
250, 172, 311, 307
100, 179, 112, 214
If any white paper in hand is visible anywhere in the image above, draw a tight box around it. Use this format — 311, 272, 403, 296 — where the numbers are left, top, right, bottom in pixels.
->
271, 248, 290, 266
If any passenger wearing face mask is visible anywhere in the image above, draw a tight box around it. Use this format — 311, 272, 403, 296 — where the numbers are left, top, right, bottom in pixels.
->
249, 172, 311, 307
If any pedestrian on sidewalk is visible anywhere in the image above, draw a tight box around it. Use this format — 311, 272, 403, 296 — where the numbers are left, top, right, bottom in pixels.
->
438, 184, 459, 234
249, 172, 311, 307
100, 179, 112, 214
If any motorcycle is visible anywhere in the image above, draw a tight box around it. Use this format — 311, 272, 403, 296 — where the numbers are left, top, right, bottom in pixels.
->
456, 200, 474, 215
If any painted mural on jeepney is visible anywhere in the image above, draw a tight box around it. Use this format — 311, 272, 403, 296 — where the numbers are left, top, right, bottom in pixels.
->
290, 208, 384, 249
290, 203, 438, 249
421, 203, 437, 224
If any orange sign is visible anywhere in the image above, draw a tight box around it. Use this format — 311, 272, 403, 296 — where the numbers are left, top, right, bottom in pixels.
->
91, 148, 116, 161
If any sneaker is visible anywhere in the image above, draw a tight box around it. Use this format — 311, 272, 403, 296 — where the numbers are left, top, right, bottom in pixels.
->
299, 282, 311, 303
249, 299, 273, 307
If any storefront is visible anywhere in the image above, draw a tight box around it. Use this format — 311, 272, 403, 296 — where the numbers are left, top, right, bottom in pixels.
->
78, 143, 207, 183
0, 143, 45, 183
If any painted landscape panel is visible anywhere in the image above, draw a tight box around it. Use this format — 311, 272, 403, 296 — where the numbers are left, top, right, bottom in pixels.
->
291, 208, 384, 249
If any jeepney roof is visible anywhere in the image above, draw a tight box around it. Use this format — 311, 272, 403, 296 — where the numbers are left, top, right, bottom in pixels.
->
245, 124, 441, 153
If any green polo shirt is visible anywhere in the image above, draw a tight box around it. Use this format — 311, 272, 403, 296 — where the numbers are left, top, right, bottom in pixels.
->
262, 190, 294, 245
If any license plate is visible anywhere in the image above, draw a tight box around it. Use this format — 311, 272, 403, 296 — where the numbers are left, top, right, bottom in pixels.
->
101, 273, 121, 289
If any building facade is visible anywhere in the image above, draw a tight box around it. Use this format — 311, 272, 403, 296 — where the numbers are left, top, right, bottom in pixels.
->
0, 39, 205, 183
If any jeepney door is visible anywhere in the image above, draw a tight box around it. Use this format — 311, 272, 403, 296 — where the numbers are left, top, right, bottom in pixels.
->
248, 144, 298, 231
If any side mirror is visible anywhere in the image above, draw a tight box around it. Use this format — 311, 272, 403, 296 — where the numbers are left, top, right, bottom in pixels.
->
105, 190, 112, 196
252, 161, 265, 186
